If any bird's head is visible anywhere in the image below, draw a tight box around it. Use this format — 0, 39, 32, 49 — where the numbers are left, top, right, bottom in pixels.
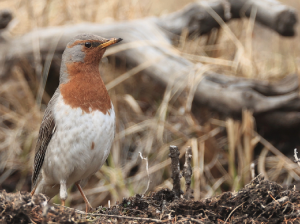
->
60, 33, 122, 83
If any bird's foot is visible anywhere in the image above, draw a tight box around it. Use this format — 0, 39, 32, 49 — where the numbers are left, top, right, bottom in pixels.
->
85, 204, 93, 213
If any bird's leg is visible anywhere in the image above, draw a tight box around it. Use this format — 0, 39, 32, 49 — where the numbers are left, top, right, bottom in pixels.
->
60, 180, 68, 207
75, 182, 93, 213
30, 186, 37, 196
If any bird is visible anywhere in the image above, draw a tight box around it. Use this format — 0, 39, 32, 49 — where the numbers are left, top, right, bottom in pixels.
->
30, 33, 122, 212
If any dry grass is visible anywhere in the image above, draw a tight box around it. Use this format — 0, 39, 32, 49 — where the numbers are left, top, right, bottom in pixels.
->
0, 0, 300, 211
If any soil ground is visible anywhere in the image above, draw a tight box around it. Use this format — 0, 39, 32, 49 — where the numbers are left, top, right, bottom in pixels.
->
1, 175, 300, 223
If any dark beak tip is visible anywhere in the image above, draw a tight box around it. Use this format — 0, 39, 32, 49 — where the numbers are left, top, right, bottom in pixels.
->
116, 38, 123, 43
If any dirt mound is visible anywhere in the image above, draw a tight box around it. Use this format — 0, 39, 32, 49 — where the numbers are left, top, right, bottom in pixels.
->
1, 175, 300, 223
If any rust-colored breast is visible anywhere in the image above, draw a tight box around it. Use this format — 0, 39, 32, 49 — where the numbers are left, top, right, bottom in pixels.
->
60, 63, 111, 114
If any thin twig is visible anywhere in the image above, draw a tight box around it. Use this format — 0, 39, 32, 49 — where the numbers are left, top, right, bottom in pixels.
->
139, 152, 150, 194
224, 202, 245, 224
81, 212, 165, 223
189, 217, 205, 224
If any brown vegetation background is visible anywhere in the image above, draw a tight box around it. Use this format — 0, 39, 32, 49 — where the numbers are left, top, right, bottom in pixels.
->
0, 0, 300, 211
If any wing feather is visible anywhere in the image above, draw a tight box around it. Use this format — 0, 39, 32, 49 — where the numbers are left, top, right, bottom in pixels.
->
32, 89, 60, 187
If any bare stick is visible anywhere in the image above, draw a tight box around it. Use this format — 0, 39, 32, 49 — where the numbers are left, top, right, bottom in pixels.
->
169, 145, 182, 198
182, 146, 193, 200
139, 152, 150, 195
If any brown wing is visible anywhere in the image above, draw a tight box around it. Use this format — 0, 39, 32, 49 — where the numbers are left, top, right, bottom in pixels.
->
32, 89, 60, 187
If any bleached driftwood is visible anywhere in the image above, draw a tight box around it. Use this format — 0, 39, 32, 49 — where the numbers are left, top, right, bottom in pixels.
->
0, 0, 299, 128
158, 0, 297, 37
0, 9, 12, 30
228, 0, 298, 36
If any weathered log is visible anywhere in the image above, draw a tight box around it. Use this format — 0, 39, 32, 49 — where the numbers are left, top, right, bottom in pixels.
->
194, 73, 299, 116
228, 0, 298, 36
0, 10, 13, 76
0, 10, 12, 30
157, 0, 297, 37
0, 0, 299, 129
1, 0, 297, 58
156, 0, 231, 37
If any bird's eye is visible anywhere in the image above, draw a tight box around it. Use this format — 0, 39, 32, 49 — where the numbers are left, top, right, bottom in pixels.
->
85, 42, 92, 48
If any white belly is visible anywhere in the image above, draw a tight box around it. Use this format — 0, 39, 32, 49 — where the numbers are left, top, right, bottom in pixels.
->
39, 95, 115, 194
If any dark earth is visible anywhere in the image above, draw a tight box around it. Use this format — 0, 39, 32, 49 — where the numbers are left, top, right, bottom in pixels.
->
1, 175, 300, 223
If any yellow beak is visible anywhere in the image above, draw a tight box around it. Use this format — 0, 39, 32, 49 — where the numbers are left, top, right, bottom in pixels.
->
99, 38, 122, 48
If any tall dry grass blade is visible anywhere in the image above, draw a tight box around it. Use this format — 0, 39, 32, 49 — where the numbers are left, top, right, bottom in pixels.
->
200, 1, 245, 71
242, 110, 255, 184
182, 53, 234, 67
179, 27, 189, 51
226, 118, 237, 179
36, 33, 62, 107
191, 138, 200, 200
106, 56, 163, 90
123, 94, 142, 115
244, 6, 257, 77
114, 119, 153, 141
155, 69, 191, 143
226, 118, 245, 190
199, 140, 205, 191
156, 82, 173, 143
105, 40, 176, 57
185, 64, 210, 113
164, 122, 189, 141
255, 132, 300, 181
